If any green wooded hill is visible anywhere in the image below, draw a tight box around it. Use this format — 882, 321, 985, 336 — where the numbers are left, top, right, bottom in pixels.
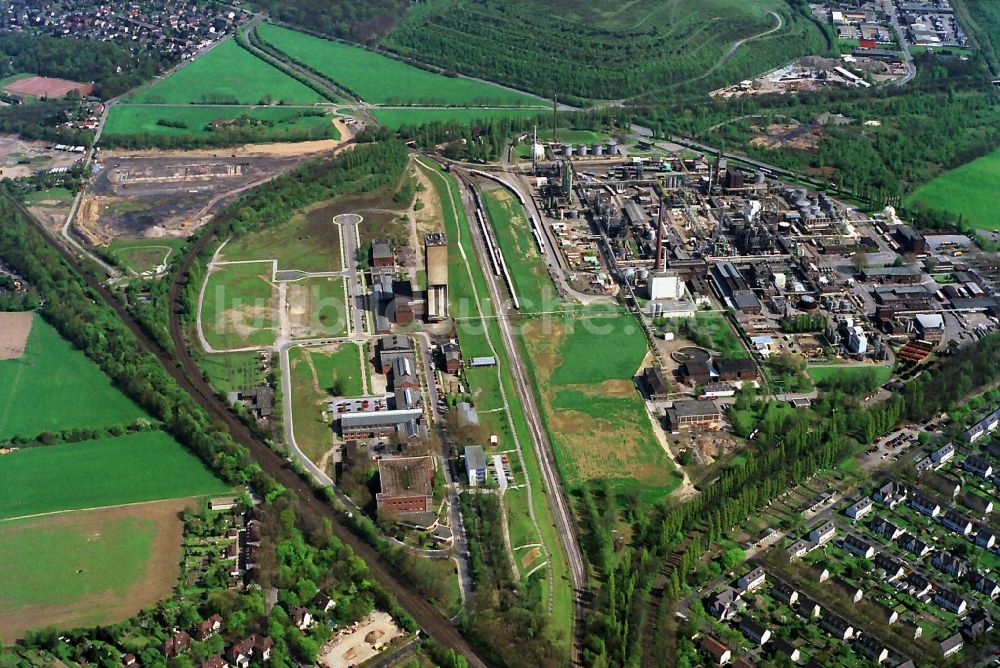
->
252, 0, 830, 101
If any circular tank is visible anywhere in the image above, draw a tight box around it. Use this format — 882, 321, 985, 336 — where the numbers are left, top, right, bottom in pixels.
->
799, 295, 818, 310
562, 145, 573, 157
592, 144, 605, 156
576, 144, 589, 156
567, 210, 579, 219
637, 267, 649, 281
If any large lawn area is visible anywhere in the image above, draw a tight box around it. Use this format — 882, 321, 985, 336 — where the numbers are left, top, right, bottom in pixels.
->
200, 261, 277, 350
372, 107, 546, 130
521, 310, 680, 503
220, 199, 344, 272
287, 346, 338, 466
0, 498, 190, 642
904, 147, 1000, 231
0, 499, 193, 642
288, 277, 349, 340
106, 237, 186, 274
0, 432, 230, 520
0, 315, 146, 440
257, 24, 544, 107
481, 186, 559, 310
104, 105, 339, 140
125, 38, 326, 105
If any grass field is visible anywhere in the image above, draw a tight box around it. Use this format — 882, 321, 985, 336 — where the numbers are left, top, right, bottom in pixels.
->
220, 199, 344, 272
104, 105, 339, 140
0, 498, 190, 642
521, 311, 680, 503
372, 107, 546, 130
106, 238, 186, 274
287, 346, 339, 465
258, 24, 544, 107
288, 277, 349, 340
126, 38, 325, 105
481, 186, 559, 310
310, 343, 366, 397
22, 187, 75, 205
904, 147, 1000, 230
0, 432, 229, 519
806, 365, 892, 384
197, 350, 268, 395
0, 315, 146, 440
201, 262, 277, 350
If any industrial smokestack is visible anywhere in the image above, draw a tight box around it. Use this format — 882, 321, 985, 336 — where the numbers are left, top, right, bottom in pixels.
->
655, 205, 665, 272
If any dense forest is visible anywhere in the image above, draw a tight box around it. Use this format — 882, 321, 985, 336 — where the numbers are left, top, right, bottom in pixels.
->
251, 0, 409, 41
0, 34, 170, 99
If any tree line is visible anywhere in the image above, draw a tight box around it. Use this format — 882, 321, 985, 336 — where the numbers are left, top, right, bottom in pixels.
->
577, 330, 1000, 667
0, 34, 170, 99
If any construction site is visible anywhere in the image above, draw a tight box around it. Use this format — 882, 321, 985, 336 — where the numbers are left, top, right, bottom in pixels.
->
77, 146, 340, 244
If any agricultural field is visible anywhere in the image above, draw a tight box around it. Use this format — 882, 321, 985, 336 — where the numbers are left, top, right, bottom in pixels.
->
372, 107, 546, 130
103, 105, 339, 141
904, 146, 1000, 231
384, 0, 829, 99
257, 24, 545, 107
200, 261, 278, 350
0, 432, 230, 520
521, 310, 680, 503
0, 315, 146, 440
106, 237, 186, 274
0, 498, 190, 642
125, 38, 326, 105
220, 200, 344, 272
481, 186, 558, 310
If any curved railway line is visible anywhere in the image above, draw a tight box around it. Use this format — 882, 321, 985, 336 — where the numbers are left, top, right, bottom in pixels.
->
2, 151, 493, 668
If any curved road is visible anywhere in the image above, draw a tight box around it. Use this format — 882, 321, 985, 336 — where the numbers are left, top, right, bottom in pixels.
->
4, 157, 491, 666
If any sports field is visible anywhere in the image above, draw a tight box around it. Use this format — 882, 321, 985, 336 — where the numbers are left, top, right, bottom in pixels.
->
372, 107, 546, 130
257, 24, 545, 107
104, 105, 339, 140
481, 187, 559, 310
0, 498, 189, 642
0, 315, 146, 440
125, 38, 326, 105
0, 432, 230, 520
904, 147, 1000, 231
521, 310, 680, 503
201, 262, 278, 350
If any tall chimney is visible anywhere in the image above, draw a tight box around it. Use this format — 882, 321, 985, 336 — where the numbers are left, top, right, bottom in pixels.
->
654, 205, 665, 272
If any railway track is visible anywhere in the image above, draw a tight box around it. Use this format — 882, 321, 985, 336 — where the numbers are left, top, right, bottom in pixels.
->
3, 166, 493, 668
